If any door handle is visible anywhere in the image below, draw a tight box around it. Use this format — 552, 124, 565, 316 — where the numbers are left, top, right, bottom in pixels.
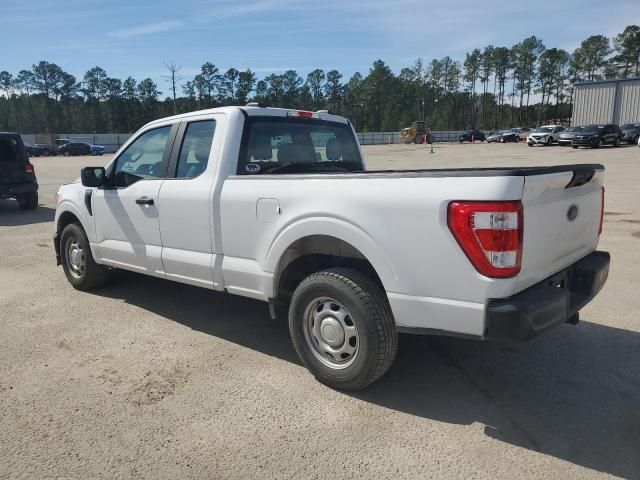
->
135, 197, 154, 206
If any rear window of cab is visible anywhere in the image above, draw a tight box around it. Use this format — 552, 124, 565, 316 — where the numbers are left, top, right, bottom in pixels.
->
237, 117, 363, 175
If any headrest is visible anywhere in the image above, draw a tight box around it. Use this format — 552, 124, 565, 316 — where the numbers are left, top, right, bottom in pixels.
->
193, 138, 211, 162
250, 133, 272, 160
325, 138, 341, 161
277, 143, 299, 163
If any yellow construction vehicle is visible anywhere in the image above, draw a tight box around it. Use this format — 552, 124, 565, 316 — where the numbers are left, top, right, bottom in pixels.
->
400, 121, 431, 144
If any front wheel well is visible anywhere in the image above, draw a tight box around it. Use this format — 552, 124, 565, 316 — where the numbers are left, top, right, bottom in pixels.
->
57, 210, 81, 235
274, 235, 384, 303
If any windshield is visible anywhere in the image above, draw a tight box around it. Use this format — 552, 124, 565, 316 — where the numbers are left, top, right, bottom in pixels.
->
567, 126, 583, 132
238, 117, 363, 175
621, 123, 639, 129
535, 127, 553, 133
582, 125, 604, 133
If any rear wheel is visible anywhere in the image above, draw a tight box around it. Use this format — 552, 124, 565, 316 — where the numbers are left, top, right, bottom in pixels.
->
288, 268, 397, 391
60, 223, 110, 290
17, 192, 38, 210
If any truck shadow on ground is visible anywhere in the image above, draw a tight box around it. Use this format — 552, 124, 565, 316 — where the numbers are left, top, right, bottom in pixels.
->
96, 270, 640, 479
0, 200, 55, 226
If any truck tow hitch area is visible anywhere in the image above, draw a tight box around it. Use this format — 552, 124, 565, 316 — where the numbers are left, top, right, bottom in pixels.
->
486, 251, 610, 341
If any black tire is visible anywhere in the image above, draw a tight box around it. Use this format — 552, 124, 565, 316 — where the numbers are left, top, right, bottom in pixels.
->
572, 145, 579, 149
63, 150, 70, 157
594, 139, 603, 148
547, 137, 553, 146
613, 137, 620, 147
17, 192, 38, 210
60, 222, 110, 291
288, 268, 397, 391
528, 142, 534, 147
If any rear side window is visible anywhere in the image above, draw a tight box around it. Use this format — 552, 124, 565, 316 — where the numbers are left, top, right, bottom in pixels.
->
0, 137, 21, 163
175, 120, 216, 178
237, 117, 363, 175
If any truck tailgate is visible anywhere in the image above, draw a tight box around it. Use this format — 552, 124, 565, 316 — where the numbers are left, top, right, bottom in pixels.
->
517, 165, 604, 291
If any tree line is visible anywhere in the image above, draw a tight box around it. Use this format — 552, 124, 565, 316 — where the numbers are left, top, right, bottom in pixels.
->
1, 25, 638, 134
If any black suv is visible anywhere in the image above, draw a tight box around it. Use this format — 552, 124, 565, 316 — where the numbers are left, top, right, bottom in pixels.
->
572, 124, 623, 148
0, 133, 39, 210
459, 129, 486, 142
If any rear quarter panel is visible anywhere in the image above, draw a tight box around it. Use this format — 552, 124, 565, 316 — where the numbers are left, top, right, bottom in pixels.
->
219, 174, 525, 304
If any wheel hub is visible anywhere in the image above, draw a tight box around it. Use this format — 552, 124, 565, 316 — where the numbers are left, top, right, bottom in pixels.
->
320, 317, 345, 347
66, 239, 85, 278
304, 298, 359, 369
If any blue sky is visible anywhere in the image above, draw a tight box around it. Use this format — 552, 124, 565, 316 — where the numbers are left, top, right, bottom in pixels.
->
2, 0, 638, 93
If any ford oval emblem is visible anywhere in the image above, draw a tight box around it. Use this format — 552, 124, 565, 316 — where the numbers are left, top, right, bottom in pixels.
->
567, 204, 579, 221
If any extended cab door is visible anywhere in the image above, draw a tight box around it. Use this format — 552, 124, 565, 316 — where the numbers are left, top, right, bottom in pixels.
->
91, 123, 177, 275
157, 115, 222, 288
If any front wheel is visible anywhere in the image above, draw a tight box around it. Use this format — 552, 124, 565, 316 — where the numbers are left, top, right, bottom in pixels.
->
63, 151, 70, 157
288, 268, 397, 391
613, 138, 620, 147
60, 223, 110, 291
547, 137, 553, 146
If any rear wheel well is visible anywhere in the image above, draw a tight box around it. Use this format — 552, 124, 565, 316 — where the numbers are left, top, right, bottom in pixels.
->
274, 235, 384, 303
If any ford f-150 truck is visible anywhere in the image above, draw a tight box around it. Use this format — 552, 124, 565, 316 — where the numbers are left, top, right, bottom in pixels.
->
53, 105, 610, 390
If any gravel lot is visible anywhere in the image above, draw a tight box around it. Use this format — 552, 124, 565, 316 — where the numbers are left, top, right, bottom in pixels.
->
1, 142, 639, 479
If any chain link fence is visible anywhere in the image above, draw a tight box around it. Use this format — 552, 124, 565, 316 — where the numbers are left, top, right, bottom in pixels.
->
20, 130, 470, 153
357, 131, 467, 145
20, 133, 133, 153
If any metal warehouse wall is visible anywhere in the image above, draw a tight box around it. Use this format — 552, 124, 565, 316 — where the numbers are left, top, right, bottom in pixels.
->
617, 80, 640, 125
572, 78, 640, 126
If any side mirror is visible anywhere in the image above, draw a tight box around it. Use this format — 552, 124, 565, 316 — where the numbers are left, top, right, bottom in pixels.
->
81, 167, 106, 187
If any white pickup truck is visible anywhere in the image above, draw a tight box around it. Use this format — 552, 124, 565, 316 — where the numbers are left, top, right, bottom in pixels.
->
54, 105, 610, 390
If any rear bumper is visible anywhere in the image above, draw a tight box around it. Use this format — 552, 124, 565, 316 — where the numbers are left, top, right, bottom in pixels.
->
0, 181, 38, 198
485, 251, 610, 341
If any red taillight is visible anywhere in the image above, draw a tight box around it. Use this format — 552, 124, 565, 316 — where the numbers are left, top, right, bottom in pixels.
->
24, 163, 34, 174
448, 201, 523, 278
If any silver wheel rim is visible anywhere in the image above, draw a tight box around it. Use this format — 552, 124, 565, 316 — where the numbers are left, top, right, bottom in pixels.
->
303, 297, 359, 369
65, 237, 86, 279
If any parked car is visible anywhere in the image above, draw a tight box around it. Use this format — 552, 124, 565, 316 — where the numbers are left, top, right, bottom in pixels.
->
459, 129, 486, 142
527, 125, 565, 146
620, 123, 640, 145
500, 128, 521, 143
0, 132, 38, 209
24, 143, 46, 157
558, 126, 584, 146
91, 144, 106, 156
57, 142, 93, 156
53, 106, 609, 390
486, 131, 504, 143
572, 124, 623, 148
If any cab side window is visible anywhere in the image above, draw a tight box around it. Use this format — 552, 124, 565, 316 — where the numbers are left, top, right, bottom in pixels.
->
175, 120, 216, 179
112, 126, 172, 187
